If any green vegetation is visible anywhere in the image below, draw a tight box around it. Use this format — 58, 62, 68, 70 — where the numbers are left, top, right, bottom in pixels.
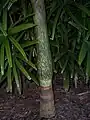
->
46, 0, 90, 91
0, 0, 90, 118
0, 0, 39, 94
0, 0, 90, 97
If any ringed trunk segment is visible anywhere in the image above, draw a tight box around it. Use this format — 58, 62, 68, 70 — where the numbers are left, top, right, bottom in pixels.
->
40, 85, 55, 118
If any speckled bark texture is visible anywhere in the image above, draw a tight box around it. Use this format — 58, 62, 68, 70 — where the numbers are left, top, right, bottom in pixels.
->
31, 0, 52, 87
31, 0, 55, 118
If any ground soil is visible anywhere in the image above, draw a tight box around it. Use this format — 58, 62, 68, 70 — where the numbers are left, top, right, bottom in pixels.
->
0, 76, 90, 120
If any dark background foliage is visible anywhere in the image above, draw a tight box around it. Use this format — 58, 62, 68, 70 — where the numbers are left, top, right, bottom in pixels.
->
0, 0, 90, 93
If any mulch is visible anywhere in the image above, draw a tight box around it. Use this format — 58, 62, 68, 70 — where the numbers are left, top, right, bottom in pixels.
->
0, 77, 90, 120
0, 87, 39, 120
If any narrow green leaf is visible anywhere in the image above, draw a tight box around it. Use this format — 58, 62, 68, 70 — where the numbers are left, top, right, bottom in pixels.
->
61, 56, 69, 73
9, 36, 28, 61
77, 4, 90, 16
68, 21, 81, 30
21, 40, 38, 48
16, 54, 37, 70
0, 72, 7, 84
0, 0, 9, 11
15, 58, 31, 80
8, 23, 36, 35
86, 51, 90, 76
66, 8, 88, 30
2, 7, 7, 31
4, 38, 12, 67
78, 42, 87, 65
13, 62, 21, 94
50, 40, 59, 47
8, 0, 18, 10
77, 31, 82, 43
1, 44, 4, 75
0, 49, 1, 75
7, 66, 12, 93
12, 13, 35, 27
16, 32, 25, 42
28, 72, 39, 86
86, 73, 89, 84
47, 1, 59, 21
51, 7, 61, 40
78, 32, 90, 65
0, 34, 4, 45
54, 52, 67, 62
0, 24, 7, 36
4, 60, 8, 69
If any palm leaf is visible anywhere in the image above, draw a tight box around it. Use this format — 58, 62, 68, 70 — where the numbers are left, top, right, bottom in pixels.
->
13, 62, 21, 94
4, 38, 12, 67
78, 42, 87, 65
76, 4, 90, 16
65, 8, 88, 30
86, 51, 90, 76
2, 7, 7, 31
61, 56, 69, 74
21, 40, 38, 48
12, 13, 35, 27
51, 7, 61, 40
7, 66, 12, 92
78, 32, 90, 65
16, 54, 37, 70
28, 72, 39, 86
9, 36, 28, 61
8, 23, 36, 35
16, 32, 25, 42
47, 1, 59, 21
0, 44, 4, 75
68, 21, 81, 30
0, 34, 4, 45
15, 58, 31, 80
0, 24, 7, 36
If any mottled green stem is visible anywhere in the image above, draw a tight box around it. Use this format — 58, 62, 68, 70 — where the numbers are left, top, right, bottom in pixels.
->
31, 0, 55, 118
31, 0, 52, 87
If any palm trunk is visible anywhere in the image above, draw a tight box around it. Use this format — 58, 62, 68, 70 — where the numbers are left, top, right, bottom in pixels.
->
31, 0, 55, 118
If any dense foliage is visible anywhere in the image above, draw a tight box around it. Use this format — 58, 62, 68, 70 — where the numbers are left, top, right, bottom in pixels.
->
0, 0, 90, 93
0, 0, 39, 94
46, 0, 90, 90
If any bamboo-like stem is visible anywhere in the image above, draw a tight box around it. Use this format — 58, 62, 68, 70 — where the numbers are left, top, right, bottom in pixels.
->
31, 0, 55, 118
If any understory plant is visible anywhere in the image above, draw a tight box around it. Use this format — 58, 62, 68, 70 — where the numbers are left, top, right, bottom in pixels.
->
0, 0, 39, 94
1, 0, 90, 93
46, 0, 90, 91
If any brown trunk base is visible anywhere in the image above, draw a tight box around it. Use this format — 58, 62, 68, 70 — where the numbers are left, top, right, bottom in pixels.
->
40, 86, 55, 118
